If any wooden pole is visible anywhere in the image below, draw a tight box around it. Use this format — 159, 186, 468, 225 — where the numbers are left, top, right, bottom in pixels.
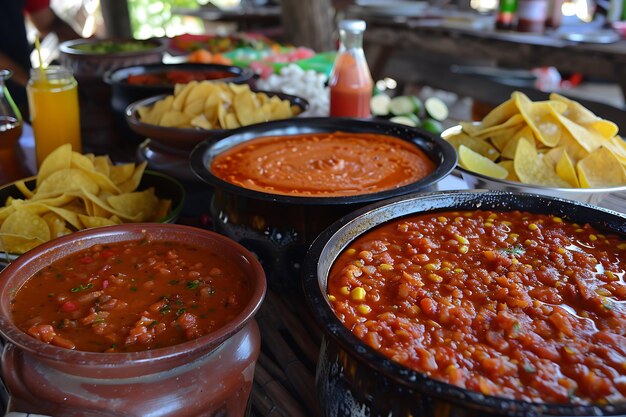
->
100, 0, 133, 38
280, 0, 334, 51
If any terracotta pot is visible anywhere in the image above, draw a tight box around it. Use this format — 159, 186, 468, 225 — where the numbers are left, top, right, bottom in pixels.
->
0, 224, 266, 417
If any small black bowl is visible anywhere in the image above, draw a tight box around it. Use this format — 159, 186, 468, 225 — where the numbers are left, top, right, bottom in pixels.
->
190, 117, 457, 293
104, 63, 254, 122
0, 170, 185, 266
302, 190, 626, 417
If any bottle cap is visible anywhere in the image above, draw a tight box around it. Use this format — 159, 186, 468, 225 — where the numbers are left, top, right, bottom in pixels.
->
339, 20, 367, 33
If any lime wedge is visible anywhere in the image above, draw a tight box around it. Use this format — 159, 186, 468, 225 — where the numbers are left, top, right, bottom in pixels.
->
459, 145, 509, 179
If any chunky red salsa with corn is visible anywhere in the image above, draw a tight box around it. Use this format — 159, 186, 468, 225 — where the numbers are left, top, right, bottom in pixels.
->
11, 239, 252, 353
328, 210, 626, 405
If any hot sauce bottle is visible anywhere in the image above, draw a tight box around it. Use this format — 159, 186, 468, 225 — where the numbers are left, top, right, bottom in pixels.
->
329, 19, 373, 118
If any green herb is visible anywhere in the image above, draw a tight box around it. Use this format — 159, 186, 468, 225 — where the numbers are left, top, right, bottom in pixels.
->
191, 304, 199, 309
110, 344, 117, 349
93, 318, 106, 324
130, 286, 138, 292
148, 320, 158, 328
56, 321, 65, 330
176, 308, 187, 316
501, 245, 525, 257
186, 280, 200, 290
200, 314, 207, 319
169, 280, 179, 286
55, 273, 63, 280
159, 305, 171, 315
601, 297, 613, 310
510, 321, 521, 338
71, 283, 94, 292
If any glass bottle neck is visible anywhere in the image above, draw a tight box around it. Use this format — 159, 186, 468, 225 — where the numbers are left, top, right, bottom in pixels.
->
339, 29, 365, 52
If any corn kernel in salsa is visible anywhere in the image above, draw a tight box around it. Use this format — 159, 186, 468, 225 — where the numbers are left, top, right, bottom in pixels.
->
11, 240, 252, 353
328, 210, 626, 405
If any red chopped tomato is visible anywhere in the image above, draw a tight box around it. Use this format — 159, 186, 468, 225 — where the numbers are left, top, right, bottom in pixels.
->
328, 210, 626, 406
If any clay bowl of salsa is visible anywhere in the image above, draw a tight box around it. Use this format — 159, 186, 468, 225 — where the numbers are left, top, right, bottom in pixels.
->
104, 63, 254, 126
303, 190, 626, 417
189, 117, 457, 293
0, 223, 266, 416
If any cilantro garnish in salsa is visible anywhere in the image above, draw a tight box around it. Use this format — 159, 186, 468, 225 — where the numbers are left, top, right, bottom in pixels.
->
327, 210, 626, 405
11, 240, 252, 353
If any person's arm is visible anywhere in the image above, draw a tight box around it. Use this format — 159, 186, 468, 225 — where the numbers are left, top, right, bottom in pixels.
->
28, 7, 81, 42
0, 52, 29, 86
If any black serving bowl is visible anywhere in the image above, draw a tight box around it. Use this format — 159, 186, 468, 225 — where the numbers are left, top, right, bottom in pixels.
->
190, 117, 457, 293
302, 190, 626, 417
126, 91, 309, 150
104, 63, 254, 132
0, 170, 185, 267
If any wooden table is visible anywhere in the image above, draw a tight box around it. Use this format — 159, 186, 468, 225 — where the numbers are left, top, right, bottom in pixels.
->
355, 14, 626, 100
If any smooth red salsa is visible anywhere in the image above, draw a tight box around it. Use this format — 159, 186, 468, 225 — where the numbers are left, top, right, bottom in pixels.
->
126, 70, 235, 86
211, 131, 436, 197
11, 239, 252, 353
328, 210, 626, 405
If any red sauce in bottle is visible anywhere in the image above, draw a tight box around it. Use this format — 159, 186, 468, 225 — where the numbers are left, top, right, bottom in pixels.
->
329, 20, 373, 118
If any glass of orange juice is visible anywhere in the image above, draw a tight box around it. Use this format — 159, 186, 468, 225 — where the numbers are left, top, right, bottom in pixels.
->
27, 65, 81, 166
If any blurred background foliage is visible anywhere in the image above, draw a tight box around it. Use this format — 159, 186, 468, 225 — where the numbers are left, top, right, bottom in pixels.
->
127, 0, 207, 38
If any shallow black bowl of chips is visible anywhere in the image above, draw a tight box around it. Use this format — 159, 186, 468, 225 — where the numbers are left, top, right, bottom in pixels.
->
0, 170, 185, 266
303, 189, 626, 417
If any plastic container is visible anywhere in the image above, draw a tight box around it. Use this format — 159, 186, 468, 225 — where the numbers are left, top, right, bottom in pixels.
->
328, 20, 373, 118
27, 65, 81, 166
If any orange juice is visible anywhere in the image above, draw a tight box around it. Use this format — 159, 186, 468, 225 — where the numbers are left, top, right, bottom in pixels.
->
27, 66, 81, 166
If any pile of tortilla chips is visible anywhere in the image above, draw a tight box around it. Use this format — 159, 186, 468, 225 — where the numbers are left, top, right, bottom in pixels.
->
0, 145, 172, 255
138, 81, 302, 130
446, 92, 626, 188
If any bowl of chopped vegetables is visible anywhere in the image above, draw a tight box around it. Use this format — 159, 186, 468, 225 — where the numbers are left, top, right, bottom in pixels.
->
59, 37, 166, 78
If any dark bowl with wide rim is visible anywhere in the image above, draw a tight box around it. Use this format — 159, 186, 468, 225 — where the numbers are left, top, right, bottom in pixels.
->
302, 190, 626, 417
104, 63, 254, 137
126, 91, 309, 150
190, 117, 457, 293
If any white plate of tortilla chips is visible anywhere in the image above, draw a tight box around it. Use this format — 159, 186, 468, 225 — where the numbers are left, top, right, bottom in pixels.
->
443, 91, 626, 205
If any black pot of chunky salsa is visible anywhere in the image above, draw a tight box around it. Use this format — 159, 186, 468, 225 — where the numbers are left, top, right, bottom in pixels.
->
303, 190, 626, 417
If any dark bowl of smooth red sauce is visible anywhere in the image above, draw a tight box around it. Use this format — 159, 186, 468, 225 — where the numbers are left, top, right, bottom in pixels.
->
190, 117, 457, 293
0, 223, 266, 416
303, 190, 626, 417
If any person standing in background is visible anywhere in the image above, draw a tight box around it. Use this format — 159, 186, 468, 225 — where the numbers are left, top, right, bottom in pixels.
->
0, 0, 80, 117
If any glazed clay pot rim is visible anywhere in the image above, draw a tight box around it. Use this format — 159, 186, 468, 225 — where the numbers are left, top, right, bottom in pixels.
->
0, 223, 267, 366
59, 37, 167, 58
103, 62, 255, 91
302, 190, 626, 416
189, 117, 457, 206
